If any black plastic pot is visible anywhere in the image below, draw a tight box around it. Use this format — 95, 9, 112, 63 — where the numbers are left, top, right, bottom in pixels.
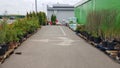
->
75, 30, 80, 34
1, 44, 9, 51
81, 31, 89, 38
0, 48, 6, 56
80, 31, 86, 36
93, 37, 102, 44
107, 42, 116, 50
97, 41, 117, 51
103, 41, 108, 46
84, 32, 88, 37
89, 36, 94, 42
28, 31, 33, 34
0, 44, 8, 56
96, 44, 108, 51
23, 33, 28, 38
96, 41, 108, 51
113, 39, 120, 44
19, 37, 24, 43
86, 33, 91, 39
118, 52, 120, 57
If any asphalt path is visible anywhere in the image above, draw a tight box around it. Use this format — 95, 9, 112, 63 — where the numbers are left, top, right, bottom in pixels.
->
0, 26, 120, 68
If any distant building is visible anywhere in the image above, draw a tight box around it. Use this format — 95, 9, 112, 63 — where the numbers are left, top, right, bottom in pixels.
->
47, 4, 74, 23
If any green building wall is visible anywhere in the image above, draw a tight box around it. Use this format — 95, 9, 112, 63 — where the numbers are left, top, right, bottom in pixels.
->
75, 0, 120, 24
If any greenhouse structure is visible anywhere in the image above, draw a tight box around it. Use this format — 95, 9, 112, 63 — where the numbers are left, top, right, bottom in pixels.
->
75, 0, 120, 24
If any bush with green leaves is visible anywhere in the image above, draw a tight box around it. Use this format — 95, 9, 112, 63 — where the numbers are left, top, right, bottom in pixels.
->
13, 17, 40, 40
27, 11, 47, 25
0, 11, 45, 45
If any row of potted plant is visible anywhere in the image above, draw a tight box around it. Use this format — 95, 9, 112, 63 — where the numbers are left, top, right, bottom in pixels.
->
76, 10, 120, 63
0, 11, 46, 58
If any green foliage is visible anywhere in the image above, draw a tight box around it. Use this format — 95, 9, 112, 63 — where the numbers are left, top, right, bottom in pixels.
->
0, 21, 7, 44
26, 11, 47, 25
6, 25, 18, 42
0, 11, 44, 44
13, 17, 40, 40
76, 24, 85, 32
84, 9, 120, 40
69, 21, 73, 24
37, 12, 47, 25
38, 12, 42, 25
32, 11, 36, 17
51, 14, 56, 25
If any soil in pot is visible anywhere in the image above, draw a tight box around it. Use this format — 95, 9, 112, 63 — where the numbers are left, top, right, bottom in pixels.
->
8, 42, 16, 49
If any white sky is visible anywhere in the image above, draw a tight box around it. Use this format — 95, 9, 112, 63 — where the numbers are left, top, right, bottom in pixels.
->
0, 0, 82, 15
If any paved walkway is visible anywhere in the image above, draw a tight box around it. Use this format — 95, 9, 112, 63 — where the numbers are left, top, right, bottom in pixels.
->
0, 26, 120, 68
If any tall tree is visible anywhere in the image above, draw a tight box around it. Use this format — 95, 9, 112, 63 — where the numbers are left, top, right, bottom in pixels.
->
51, 14, 56, 25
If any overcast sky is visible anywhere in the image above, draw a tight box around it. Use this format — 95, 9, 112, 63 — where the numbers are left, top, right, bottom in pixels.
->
0, 0, 82, 15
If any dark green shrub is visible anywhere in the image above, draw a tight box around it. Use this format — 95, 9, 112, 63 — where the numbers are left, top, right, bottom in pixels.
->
51, 14, 56, 25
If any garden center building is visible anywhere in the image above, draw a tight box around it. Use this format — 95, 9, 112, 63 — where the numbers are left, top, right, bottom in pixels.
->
47, 4, 74, 23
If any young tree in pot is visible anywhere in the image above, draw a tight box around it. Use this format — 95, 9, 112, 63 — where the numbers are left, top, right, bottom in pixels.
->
75, 25, 81, 34
86, 11, 102, 42
42, 12, 47, 26
113, 12, 120, 44
0, 21, 9, 56
13, 20, 25, 43
0, 43, 9, 56
100, 10, 118, 41
6, 24, 19, 49
95, 10, 119, 50
51, 14, 56, 25
38, 12, 45, 25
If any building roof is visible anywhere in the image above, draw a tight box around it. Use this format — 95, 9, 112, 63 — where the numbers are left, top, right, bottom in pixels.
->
47, 4, 74, 11
53, 4, 74, 8
75, 0, 90, 7
47, 7, 74, 11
